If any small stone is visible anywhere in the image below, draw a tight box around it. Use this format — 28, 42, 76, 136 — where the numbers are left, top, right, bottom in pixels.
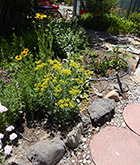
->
87, 159, 92, 163
83, 154, 86, 158
121, 121, 126, 128
86, 155, 90, 159
104, 90, 120, 102
95, 127, 100, 132
106, 121, 110, 125
82, 138, 87, 142
83, 159, 87, 163
83, 144, 87, 149
72, 160, 76, 163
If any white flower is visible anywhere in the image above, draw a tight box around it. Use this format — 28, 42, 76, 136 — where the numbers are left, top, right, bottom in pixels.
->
9, 133, 17, 141
0, 103, 8, 113
0, 133, 4, 139
4, 145, 12, 155
6, 125, 15, 132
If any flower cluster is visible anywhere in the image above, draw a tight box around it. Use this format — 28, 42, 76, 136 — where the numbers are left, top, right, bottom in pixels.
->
15, 48, 29, 61
0, 103, 17, 158
34, 59, 93, 123
69, 86, 81, 97
55, 98, 75, 109
35, 13, 47, 19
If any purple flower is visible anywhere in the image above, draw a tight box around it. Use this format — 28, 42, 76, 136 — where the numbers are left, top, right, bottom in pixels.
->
62, 59, 66, 61
4, 145, 12, 155
9, 133, 17, 141
0, 133, 4, 139
6, 125, 15, 132
87, 60, 89, 63
62, 62, 65, 65
0, 103, 8, 113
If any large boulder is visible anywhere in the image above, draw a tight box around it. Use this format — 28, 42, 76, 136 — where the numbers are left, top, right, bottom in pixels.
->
26, 137, 65, 165
87, 99, 115, 126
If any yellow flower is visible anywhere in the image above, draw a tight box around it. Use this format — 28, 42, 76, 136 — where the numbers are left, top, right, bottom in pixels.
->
24, 48, 29, 53
15, 55, 22, 60
70, 61, 79, 69
60, 104, 64, 108
35, 60, 42, 64
64, 103, 68, 107
69, 100, 74, 108
48, 16, 51, 19
53, 77, 57, 83
61, 69, 71, 76
39, 93, 44, 96
21, 51, 27, 57
48, 59, 54, 65
51, 64, 62, 71
41, 88, 45, 92
35, 87, 39, 91
54, 85, 62, 96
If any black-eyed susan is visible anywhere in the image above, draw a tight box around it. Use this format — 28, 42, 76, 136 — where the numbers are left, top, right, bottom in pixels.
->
24, 48, 29, 53
15, 55, 22, 60
35, 13, 41, 19
21, 51, 27, 57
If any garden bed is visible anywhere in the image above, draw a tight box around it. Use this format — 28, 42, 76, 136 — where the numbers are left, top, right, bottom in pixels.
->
3, 30, 140, 164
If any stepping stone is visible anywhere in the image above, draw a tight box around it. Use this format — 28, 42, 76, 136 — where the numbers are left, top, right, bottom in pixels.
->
123, 104, 140, 136
90, 126, 140, 165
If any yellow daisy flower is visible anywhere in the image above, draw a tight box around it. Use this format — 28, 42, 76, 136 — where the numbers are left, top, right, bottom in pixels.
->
24, 48, 29, 53
15, 55, 22, 60
21, 51, 27, 57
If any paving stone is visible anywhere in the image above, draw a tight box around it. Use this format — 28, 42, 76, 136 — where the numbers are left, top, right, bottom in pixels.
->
123, 104, 140, 136
90, 126, 140, 165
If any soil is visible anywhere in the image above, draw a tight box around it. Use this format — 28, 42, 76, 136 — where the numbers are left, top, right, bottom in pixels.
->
2, 30, 140, 165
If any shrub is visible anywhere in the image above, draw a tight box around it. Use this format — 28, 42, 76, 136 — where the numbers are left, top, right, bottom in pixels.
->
34, 58, 92, 124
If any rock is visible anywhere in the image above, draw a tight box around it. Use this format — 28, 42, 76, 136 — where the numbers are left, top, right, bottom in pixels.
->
65, 122, 83, 149
80, 114, 91, 124
87, 99, 115, 126
4, 163, 24, 165
26, 137, 65, 165
104, 90, 120, 102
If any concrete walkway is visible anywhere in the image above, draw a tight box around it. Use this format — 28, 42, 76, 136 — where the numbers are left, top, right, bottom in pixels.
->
90, 104, 140, 165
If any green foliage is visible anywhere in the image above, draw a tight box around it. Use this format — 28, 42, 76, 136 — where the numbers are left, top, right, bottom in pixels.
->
84, 48, 129, 77
34, 59, 92, 124
50, 17, 85, 57
0, 81, 22, 130
87, 0, 117, 16
80, 8, 138, 34
107, 8, 138, 34
128, 11, 140, 35
0, 33, 24, 64
0, 14, 91, 126
0, 49, 39, 130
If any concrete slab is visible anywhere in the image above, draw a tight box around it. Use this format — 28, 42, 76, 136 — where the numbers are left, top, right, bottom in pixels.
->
123, 104, 140, 136
90, 126, 140, 165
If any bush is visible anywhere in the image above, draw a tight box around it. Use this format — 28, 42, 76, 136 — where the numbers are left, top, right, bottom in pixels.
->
87, 0, 117, 16
107, 8, 138, 34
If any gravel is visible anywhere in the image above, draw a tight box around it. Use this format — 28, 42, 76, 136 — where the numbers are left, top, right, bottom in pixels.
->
58, 77, 140, 165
